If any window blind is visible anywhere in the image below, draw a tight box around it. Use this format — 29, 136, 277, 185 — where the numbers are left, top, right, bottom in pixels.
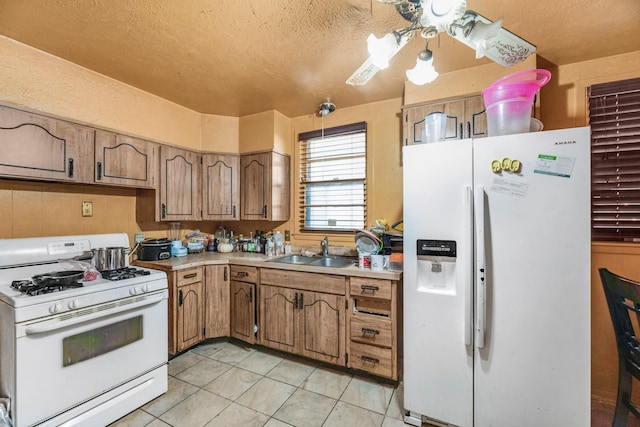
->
298, 122, 367, 231
589, 77, 640, 241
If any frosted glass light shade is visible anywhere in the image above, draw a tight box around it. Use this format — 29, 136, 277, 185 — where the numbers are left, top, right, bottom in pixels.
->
367, 33, 397, 69
406, 53, 439, 85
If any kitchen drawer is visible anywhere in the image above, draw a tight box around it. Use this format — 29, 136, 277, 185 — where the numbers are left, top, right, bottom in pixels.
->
176, 267, 202, 286
349, 342, 393, 379
349, 277, 392, 301
261, 268, 345, 295
230, 265, 258, 283
350, 315, 392, 348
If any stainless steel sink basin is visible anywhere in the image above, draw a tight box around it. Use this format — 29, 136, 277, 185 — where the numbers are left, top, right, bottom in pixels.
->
308, 256, 356, 268
266, 255, 315, 264
266, 255, 355, 268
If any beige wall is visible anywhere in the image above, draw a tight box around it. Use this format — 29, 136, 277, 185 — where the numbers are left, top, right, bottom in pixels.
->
0, 36, 203, 150
201, 114, 240, 153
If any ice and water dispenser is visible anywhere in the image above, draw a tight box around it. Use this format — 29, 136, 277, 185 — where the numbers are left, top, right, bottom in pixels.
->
416, 239, 457, 294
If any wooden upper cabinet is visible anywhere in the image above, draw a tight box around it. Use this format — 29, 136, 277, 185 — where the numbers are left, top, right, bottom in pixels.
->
202, 153, 239, 221
94, 130, 158, 188
0, 104, 94, 183
465, 96, 488, 139
403, 94, 487, 145
159, 145, 201, 221
241, 151, 290, 221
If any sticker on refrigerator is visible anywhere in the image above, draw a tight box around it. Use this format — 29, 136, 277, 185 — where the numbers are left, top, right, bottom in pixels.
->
534, 154, 576, 178
490, 177, 528, 198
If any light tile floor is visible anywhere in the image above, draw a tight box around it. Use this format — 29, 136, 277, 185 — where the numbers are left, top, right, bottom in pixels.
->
109, 341, 407, 427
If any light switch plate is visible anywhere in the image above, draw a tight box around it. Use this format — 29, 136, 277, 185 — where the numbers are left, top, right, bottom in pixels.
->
82, 201, 93, 217
284, 230, 290, 241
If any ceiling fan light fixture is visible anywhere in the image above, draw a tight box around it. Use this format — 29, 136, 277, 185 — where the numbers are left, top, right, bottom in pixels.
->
367, 33, 398, 69
406, 49, 439, 85
420, 0, 466, 32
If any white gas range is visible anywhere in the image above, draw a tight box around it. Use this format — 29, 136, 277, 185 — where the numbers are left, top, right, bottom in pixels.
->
0, 233, 168, 427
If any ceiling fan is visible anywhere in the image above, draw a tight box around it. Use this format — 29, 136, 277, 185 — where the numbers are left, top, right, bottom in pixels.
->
346, 0, 536, 86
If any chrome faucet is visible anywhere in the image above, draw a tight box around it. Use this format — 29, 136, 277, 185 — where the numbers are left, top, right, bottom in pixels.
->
321, 236, 329, 257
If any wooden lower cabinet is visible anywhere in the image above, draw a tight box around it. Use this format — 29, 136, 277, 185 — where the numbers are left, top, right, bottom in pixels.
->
166, 265, 229, 355
174, 268, 204, 353
347, 276, 401, 380
230, 280, 256, 344
259, 269, 346, 366
204, 265, 229, 339
229, 265, 258, 344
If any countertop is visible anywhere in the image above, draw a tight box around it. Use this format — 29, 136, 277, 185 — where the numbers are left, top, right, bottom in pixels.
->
134, 251, 402, 281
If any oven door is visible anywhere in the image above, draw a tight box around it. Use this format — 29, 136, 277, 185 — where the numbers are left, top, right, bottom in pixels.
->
14, 290, 167, 427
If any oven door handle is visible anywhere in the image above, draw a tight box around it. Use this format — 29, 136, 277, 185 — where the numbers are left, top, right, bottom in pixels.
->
24, 292, 166, 336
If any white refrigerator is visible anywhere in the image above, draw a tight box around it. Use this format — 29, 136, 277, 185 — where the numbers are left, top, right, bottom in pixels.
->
402, 127, 591, 427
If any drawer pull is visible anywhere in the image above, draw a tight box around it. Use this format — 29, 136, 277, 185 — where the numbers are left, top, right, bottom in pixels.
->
361, 285, 379, 292
235, 271, 249, 277
361, 355, 379, 364
183, 273, 197, 279
361, 328, 380, 335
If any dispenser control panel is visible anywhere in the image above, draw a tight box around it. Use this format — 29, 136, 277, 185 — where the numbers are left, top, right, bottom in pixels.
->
417, 239, 456, 258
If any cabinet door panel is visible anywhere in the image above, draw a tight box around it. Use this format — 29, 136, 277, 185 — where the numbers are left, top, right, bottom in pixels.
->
260, 285, 296, 352
95, 130, 158, 188
202, 153, 239, 221
205, 265, 229, 339
160, 146, 201, 221
300, 292, 345, 364
230, 281, 255, 344
177, 281, 203, 352
0, 105, 93, 182
241, 153, 270, 220
465, 96, 487, 138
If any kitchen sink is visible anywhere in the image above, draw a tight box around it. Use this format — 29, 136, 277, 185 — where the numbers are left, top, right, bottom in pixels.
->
266, 255, 315, 264
266, 255, 355, 268
308, 256, 356, 268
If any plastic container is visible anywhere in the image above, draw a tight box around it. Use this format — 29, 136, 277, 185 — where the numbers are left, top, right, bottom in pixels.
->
423, 112, 447, 143
273, 231, 284, 256
481, 69, 551, 137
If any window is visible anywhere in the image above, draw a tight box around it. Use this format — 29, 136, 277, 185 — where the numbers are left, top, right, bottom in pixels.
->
298, 122, 367, 231
589, 77, 640, 241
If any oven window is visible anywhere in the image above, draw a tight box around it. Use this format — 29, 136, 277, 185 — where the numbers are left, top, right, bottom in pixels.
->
62, 316, 143, 367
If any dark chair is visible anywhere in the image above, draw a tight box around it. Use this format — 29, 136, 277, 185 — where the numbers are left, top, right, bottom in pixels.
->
599, 268, 640, 426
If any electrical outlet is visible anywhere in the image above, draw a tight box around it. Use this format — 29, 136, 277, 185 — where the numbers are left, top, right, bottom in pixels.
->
284, 229, 290, 241
134, 233, 145, 243
81, 201, 93, 217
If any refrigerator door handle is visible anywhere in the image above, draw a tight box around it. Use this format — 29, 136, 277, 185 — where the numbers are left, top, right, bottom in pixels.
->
475, 185, 487, 349
465, 185, 473, 346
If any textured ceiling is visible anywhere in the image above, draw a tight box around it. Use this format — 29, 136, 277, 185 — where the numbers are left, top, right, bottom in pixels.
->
0, 0, 638, 117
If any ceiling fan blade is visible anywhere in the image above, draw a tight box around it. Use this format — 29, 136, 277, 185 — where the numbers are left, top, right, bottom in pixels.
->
346, 33, 412, 86
449, 10, 536, 67
346, 57, 381, 86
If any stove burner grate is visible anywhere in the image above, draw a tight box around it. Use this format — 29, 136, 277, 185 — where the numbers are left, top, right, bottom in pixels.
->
11, 279, 83, 296
100, 267, 151, 281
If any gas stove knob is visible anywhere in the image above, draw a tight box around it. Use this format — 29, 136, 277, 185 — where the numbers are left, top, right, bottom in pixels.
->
129, 287, 138, 296
49, 303, 63, 314
68, 299, 81, 310
141, 284, 150, 293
